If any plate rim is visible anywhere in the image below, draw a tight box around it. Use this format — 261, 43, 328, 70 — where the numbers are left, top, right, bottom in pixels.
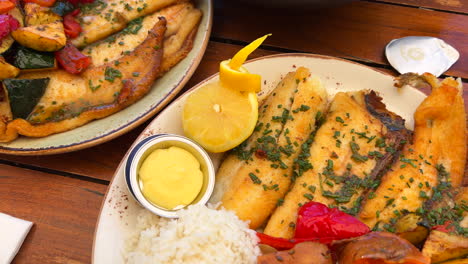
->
91, 52, 426, 262
0, 1, 213, 156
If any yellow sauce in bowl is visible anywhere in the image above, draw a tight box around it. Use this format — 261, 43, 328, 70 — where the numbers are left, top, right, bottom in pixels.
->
138, 146, 204, 210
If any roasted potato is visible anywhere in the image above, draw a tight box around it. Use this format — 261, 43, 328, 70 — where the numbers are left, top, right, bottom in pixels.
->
336, 232, 430, 264
395, 213, 430, 245
24, 3, 62, 26
0, 57, 20, 79
12, 21, 66, 52
422, 230, 468, 263
257, 242, 332, 264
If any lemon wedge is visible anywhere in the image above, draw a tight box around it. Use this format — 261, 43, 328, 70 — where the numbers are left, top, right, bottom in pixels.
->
182, 34, 270, 152
183, 83, 258, 153
219, 34, 271, 92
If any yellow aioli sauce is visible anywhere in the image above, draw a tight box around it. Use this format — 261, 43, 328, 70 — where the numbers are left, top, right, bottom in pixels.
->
138, 146, 204, 210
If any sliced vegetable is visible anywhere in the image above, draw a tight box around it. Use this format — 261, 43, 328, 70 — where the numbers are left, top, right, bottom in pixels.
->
24, 3, 62, 26
395, 213, 429, 245
12, 21, 66, 51
63, 12, 80, 38
2, 78, 49, 119
295, 202, 370, 241
50, 0, 75, 16
0, 56, 19, 79
13, 45, 56, 70
257, 232, 321, 251
23, 0, 56, 7
0, 14, 19, 40
257, 242, 333, 264
335, 232, 431, 264
219, 34, 270, 92
0, 5, 23, 54
0, 0, 15, 14
422, 230, 468, 263
55, 42, 90, 74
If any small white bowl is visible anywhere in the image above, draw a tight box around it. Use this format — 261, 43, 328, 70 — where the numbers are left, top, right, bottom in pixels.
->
125, 134, 215, 218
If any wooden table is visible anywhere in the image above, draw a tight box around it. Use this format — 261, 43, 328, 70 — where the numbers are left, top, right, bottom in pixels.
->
1, 0, 467, 263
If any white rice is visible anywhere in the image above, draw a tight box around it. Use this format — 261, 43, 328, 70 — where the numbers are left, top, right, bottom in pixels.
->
124, 204, 260, 264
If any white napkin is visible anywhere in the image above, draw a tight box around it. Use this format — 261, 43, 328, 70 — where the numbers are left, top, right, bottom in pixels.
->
0, 213, 33, 264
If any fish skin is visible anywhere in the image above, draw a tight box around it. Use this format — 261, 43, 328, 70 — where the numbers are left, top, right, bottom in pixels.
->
359, 74, 467, 229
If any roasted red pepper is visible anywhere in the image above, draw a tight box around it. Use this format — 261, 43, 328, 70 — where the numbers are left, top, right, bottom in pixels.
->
258, 202, 370, 250
23, 0, 56, 7
0, 0, 15, 14
295, 202, 370, 240
55, 43, 91, 74
63, 12, 81, 38
257, 232, 335, 251
0, 14, 19, 41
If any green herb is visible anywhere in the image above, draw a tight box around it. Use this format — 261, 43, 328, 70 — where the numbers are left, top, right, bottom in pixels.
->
104, 67, 122, 83
248, 173, 261, 185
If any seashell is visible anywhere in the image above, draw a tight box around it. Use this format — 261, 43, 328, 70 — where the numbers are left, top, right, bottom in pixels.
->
385, 36, 459, 77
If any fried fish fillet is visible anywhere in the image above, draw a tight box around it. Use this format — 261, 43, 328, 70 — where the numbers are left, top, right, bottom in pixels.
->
0, 18, 166, 142
71, 0, 181, 47
264, 91, 410, 239
210, 67, 328, 229
81, 2, 201, 74
0, 3, 202, 142
358, 74, 467, 229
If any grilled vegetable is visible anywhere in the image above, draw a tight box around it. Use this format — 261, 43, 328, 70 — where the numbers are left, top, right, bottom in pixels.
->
0, 6, 23, 54
0, 0, 15, 14
422, 187, 468, 263
12, 21, 66, 51
336, 232, 430, 264
395, 214, 429, 245
24, 3, 62, 26
49, 0, 74, 16
54, 43, 89, 74
257, 242, 332, 264
422, 230, 468, 263
0, 56, 19, 79
2, 78, 49, 119
13, 46, 56, 70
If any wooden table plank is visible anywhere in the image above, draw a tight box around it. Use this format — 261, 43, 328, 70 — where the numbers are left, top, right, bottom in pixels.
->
213, 0, 468, 79
0, 41, 466, 182
369, 0, 468, 14
0, 164, 106, 264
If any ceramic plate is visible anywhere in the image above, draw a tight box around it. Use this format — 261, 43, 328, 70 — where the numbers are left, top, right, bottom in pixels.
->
92, 54, 428, 263
0, 0, 212, 155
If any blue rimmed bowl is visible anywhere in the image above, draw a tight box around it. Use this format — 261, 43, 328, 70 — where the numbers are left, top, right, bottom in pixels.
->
125, 134, 215, 218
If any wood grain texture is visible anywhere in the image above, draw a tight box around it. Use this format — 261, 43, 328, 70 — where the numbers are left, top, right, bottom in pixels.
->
213, 0, 468, 79
0, 164, 106, 264
370, 0, 468, 14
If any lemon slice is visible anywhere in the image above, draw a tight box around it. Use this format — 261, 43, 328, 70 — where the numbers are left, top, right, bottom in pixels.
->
219, 34, 271, 92
183, 82, 258, 153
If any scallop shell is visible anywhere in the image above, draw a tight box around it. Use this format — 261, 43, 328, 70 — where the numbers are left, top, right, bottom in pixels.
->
385, 36, 459, 77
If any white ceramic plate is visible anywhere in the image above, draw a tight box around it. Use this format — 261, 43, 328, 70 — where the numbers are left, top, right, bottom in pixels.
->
0, 0, 212, 155
92, 54, 427, 263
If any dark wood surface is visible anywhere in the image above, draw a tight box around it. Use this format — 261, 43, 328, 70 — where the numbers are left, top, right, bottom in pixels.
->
1, 1, 467, 263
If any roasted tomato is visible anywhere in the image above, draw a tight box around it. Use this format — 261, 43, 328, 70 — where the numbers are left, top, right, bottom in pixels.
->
335, 232, 430, 264
258, 242, 333, 264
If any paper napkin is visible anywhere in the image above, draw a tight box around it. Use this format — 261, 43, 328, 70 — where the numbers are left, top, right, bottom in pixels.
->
0, 213, 33, 264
